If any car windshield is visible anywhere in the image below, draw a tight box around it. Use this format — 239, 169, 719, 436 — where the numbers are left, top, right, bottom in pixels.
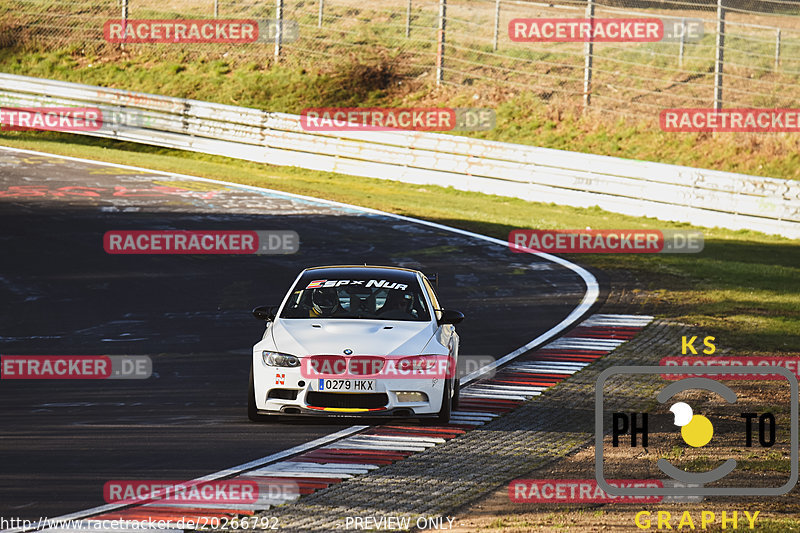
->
280, 276, 431, 321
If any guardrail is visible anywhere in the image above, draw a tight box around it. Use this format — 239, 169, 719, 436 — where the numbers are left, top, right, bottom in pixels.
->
1, 73, 798, 238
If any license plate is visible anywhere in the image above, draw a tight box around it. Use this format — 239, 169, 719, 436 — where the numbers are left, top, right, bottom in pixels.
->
315, 379, 376, 392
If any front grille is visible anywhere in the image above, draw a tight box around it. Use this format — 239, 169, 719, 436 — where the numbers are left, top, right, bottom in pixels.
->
349, 356, 385, 375
268, 388, 298, 400
307, 355, 346, 375
306, 392, 389, 409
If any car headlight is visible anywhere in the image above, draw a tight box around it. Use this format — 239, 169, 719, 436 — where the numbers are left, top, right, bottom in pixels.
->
262, 351, 300, 367
397, 355, 438, 372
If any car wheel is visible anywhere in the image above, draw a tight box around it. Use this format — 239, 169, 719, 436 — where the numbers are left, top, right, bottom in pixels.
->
248, 363, 273, 422
452, 378, 460, 411
422, 378, 451, 425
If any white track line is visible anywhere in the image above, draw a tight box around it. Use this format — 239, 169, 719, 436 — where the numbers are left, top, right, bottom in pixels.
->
340, 435, 446, 445
137, 501, 273, 510
458, 391, 532, 401
255, 462, 377, 472
252, 461, 378, 477
468, 384, 547, 393
241, 472, 354, 479
511, 361, 588, 368
0, 146, 600, 531
462, 386, 536, 395
504, 366, 583, 375
508, 361, 587, 368
3, 425, 366, 533
330, 442, 428, 452
543, 338, 625, 350
580, 314, 654, 327
451, 411, 497, 419
447, 420, 485, 426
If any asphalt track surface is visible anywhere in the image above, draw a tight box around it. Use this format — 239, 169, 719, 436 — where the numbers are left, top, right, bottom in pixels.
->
0, 147, 591, 521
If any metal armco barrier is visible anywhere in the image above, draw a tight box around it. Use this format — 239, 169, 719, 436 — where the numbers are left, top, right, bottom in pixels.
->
1, 73, 798, 238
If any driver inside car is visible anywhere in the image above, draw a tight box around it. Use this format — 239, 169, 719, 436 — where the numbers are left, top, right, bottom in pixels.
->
377, 290, 414, 320
309, 287, 342, 317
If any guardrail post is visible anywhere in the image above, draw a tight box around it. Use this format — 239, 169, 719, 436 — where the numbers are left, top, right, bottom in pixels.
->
493, 0, 501, 51
713, 0, 725, 110
275, 0, 284, 62
678, 18, 686, 67
214, 0, 219, 17
436, 0, 446, 86
774, 28, 781, 72
582, 0, 594, 109
406, 0, 412, 38
318, 0, 324, 28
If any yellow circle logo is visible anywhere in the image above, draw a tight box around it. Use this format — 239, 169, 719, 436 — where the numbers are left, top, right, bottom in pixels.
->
681, 414, 714, 447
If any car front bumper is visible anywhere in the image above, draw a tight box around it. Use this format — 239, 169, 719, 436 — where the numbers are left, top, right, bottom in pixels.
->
253, 355, 448, 417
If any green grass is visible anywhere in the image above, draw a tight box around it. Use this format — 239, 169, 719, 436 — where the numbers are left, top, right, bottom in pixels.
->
0, 130, 797, 356
756, 518, 800, 532
739, 451, 793, 473
2, 45, 800, 181
679, 452, 794, 474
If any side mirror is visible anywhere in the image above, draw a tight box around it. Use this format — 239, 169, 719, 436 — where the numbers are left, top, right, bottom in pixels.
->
252, 305, 278, 321
438, 309, 464, 325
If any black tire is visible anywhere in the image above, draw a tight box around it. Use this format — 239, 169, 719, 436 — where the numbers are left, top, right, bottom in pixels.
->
452, 378, 460, 411
248, 364, 272, 422
423, 378, 451, 425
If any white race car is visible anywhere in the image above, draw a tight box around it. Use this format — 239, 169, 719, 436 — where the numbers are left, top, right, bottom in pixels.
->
248, 265, 464, 422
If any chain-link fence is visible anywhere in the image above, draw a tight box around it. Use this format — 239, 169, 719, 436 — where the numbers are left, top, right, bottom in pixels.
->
2, 0, 799, 118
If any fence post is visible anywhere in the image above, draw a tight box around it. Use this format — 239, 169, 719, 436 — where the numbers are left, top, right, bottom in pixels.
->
582, 0, 594, 109
406, 0, 412, 37
318, 0, 324, 28
713, 0, 725, 110
275, 0, 284, 62
774, 28, 781, 72
679, 18, 686, 67
436, 0, 446, 86
214, 0, 218, 17
121, 0, 128, 49
493, 0, 500, 51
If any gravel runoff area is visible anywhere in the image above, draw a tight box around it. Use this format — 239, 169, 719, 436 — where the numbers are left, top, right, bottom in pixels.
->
250, 319, 685, 532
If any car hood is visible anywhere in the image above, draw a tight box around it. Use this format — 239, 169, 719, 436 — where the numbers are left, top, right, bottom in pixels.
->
270, 319, 436, 356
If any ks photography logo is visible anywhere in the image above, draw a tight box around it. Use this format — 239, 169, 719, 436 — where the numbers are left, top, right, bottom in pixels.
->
595, 366, 798, 496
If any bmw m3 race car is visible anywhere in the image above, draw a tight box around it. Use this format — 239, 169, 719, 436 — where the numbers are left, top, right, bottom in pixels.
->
248, 265, 464, 422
